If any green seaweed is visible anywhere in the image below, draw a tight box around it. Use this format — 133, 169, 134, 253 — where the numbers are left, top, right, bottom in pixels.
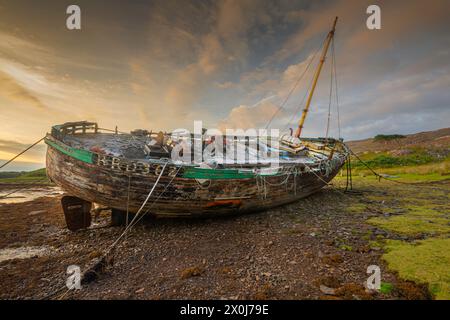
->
383, 239, 450, 300
368, 204, 450, 236
380, 282, 394, 294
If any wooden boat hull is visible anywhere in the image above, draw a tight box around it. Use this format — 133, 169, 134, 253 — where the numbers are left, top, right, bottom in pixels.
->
46, 137, 346, 217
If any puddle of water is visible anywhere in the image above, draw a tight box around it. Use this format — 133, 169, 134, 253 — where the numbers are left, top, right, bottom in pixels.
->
0, 246, 53, 263
0, 187, 63, 204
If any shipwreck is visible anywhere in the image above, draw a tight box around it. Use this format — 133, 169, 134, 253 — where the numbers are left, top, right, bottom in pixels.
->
44, 17, 349, 231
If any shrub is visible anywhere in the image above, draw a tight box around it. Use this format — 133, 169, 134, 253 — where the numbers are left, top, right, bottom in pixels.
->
353, 150, 438, 169
373, 134, 406, 141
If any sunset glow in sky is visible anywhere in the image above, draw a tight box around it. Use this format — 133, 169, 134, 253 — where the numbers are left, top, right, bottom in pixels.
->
1, 0, 449, 170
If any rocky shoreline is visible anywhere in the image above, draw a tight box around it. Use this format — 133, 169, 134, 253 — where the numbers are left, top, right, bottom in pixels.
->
0, 180, 439, 300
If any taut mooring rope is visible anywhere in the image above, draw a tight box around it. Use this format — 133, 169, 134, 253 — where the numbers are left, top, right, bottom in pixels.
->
0, 136, 45, 170
349, 148, 444, 187
106, 161, 168, 252
0, 135, 49, 200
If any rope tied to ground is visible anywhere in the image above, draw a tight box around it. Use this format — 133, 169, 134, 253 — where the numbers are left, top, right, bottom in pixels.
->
54, 161, 171, 300
348, 148, 444, 187
0, 136, 45, 170
0, 136, 48, 200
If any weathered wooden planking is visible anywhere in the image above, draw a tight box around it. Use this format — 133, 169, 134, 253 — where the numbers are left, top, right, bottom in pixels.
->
46, 143, 345, 217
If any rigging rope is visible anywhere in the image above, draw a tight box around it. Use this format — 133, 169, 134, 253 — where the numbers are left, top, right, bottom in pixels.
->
283, 69, 315, 133
125, 174, 131, 226
265, 38, 325, 130
106, 161, 168, 252
300, 160, 348, 197
345, 153, 353, 192
0, 135, 49, 200
131, 165, 183, 225
325, 41, 334, 140
62, 161, 170, 299
49, 163, 179, 300
332, 38, 341, 139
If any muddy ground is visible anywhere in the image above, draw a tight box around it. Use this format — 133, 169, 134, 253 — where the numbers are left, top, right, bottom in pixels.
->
0, 179, 444, 300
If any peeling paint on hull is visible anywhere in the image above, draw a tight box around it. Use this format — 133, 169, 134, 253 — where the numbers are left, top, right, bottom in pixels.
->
46, 145, 344, 217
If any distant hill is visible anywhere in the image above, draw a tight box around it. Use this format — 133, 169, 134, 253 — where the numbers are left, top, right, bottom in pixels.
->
347, 128, 450, 154
0, 168, 48, 183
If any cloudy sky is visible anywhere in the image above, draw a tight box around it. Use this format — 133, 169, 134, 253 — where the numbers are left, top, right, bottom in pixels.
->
0, 0, 449, 171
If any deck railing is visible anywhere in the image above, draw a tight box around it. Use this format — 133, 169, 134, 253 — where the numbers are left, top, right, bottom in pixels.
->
51, 121, 98, 140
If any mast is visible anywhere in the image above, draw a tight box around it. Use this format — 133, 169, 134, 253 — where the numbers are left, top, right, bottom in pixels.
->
294, 16, 338, 138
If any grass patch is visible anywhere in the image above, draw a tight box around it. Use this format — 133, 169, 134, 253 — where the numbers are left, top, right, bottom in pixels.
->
335, 161, 449, 299
339, 244, 353, 251
368, 204, 450, 236
346, 203, 367, 214
389, 173, 450, 183
373, 134, 406, 142
380, 282, 394, 294
381, 161, 450, 175
383, 238, 450, 300
369, 240, 384, 249
354, 152, 439, 169
369, 215, 450, 236
365, 194, 388, 202
406, 205, 449, 217
336, 171, 449, 183
0, 168, 49, 184
349, 148, 450, 180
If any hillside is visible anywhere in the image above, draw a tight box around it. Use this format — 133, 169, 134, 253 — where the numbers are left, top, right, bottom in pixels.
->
347, 128, 450, 154
0, 168, 48, 184
341, 128, 450, 182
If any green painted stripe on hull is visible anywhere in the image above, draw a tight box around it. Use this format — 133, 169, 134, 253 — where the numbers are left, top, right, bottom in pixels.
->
45, 138, 94, 164
183, 167, 254, 179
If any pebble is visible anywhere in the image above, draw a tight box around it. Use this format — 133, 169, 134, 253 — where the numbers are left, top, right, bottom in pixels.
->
319, 285, 336, 295
28, 210, 46, 216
